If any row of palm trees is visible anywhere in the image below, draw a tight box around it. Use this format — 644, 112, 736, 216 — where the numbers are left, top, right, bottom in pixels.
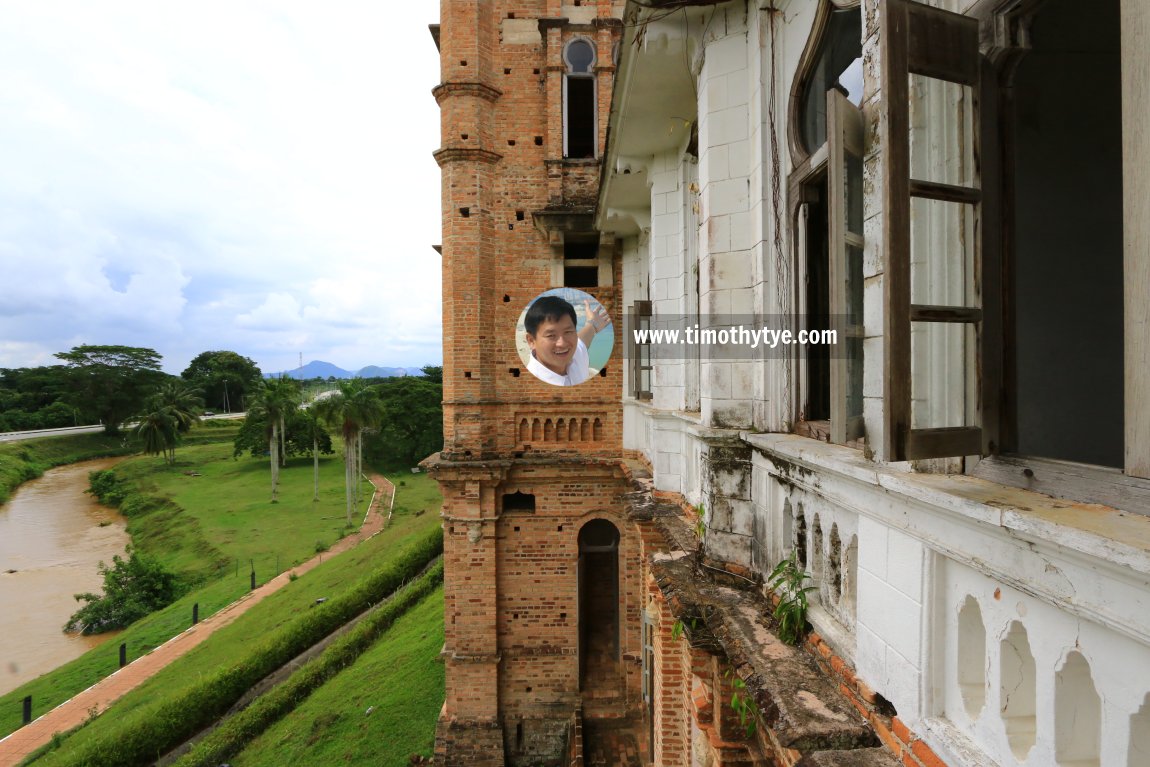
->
248, 377, 385, 525
134, 377, 386, 527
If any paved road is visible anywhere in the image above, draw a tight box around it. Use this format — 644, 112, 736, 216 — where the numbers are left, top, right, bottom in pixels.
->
0, 414, 245, 443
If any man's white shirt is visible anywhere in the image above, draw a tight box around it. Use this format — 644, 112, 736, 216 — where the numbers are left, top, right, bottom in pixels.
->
527, 338, 590, 386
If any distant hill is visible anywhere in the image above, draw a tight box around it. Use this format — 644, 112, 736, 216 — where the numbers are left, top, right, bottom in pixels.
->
269, 361, 426, 380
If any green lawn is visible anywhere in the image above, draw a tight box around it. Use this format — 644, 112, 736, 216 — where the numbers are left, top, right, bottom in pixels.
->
0, 426, 408, 740
232, 588, 445, 767
112, 437, 374, 581
21, 470, 443, 765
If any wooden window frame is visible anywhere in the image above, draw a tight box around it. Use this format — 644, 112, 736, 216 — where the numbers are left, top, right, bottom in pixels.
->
630, 300, 653, 401
881, 0, 983, 461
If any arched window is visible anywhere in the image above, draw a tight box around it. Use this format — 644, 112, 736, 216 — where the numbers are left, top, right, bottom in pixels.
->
564, 39, 597, 159
798, 5, 863, 155
787, 2, 865, 446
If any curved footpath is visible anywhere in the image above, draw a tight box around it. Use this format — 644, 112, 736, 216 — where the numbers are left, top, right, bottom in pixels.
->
0, 473, 397, 766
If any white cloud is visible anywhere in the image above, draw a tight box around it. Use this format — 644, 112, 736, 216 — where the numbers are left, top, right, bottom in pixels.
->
0, 1, 443, 375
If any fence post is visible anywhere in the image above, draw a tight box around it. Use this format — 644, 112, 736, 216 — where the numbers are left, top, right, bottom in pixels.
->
22, 695, 31, 725
119, 643, 127, 668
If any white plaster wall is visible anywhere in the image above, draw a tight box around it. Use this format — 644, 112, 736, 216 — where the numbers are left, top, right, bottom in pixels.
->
696, 4, 755, 429
934, 556, 1150, 767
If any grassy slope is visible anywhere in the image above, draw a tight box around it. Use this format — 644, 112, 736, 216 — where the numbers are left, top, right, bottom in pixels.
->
0, 427, 379, 739
24, 470, 443, 764
232, 588, 445, 767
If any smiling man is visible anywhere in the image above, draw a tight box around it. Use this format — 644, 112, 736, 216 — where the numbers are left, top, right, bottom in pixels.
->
524, 295, 610, 387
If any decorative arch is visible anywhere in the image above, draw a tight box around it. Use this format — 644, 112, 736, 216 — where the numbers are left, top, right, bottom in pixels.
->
786, 0, 863, 166
563, 37, 598, 158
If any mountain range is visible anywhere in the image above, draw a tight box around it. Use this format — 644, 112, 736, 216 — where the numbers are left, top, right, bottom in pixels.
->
268, 360, 427, 380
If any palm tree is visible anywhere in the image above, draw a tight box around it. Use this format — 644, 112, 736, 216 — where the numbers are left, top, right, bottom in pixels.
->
299, 409, 327, 502
313, 379, 384, 525
135, 409, 178, 464
253, 377, 301, 502
135, 382, 203, 465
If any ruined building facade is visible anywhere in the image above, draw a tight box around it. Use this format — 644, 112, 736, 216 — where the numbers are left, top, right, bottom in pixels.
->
431, 0, 1150, 766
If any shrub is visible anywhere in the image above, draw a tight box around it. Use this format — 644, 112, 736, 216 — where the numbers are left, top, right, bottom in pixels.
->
65, 548, 182, 635
87, 470, 127, 506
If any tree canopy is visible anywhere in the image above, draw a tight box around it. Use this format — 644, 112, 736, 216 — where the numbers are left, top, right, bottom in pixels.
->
363, 376, 443, 468
54, 345, 167, 434
180, 350, 262, 413
0, 365, 80, 431
233, 404, 334, 459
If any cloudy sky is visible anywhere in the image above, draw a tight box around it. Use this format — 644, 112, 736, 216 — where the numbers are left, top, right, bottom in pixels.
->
0, 2, 443, 375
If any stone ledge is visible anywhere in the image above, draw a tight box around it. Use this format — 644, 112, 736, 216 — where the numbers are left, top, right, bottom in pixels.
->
795, 747, 901, 767
647, 512, 877, 755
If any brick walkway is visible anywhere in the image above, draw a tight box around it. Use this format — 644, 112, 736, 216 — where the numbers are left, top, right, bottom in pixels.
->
0, 473, 396, 766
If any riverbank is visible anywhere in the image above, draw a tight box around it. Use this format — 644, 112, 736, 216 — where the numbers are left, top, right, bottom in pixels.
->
0, 458, 131, 696
0, 433, 136, 506
5, 472, 443, 766
0, 424, 387, 740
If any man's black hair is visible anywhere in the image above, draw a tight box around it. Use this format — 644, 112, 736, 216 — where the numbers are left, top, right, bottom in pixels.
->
525, 295, 577, 336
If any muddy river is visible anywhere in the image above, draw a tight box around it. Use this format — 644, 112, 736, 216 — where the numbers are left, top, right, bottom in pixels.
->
0, 458, 129, 696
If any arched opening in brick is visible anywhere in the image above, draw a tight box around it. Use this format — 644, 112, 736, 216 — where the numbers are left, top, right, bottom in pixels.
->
578, 518, 621, 697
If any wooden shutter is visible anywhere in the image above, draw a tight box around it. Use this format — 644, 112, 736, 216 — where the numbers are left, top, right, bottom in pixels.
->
828, 88, 866, 444
882, 0, 983, 461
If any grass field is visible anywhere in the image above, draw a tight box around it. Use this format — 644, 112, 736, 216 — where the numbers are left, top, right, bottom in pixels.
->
0, 424, 432, 741
18, 469, 444, 764
111, 435, 375, 581
232, 587, 445, 767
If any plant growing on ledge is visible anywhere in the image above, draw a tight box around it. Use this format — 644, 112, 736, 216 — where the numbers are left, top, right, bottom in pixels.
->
767, 550, 815, 645
724, 667, 760, 737
694, 503, 706, 540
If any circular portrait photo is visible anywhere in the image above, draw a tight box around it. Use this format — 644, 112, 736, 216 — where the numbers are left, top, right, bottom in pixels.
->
516, 288, 614, 387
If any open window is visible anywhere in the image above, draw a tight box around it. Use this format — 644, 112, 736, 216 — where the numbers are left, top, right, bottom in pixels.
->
881, 0, 1130, 478
880, 0, 982, 461
629, 300, 652, 401
790, 3, 864, 445
564, 38, 597, 159
564, 237, 599, 288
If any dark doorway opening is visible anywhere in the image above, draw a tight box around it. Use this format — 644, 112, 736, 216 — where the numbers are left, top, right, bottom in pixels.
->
578, 519, 620, 699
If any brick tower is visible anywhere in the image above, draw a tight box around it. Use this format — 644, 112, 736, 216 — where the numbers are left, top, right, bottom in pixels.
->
428, 2, 634, 765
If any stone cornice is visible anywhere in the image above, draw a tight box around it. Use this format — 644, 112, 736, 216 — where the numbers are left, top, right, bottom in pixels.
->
433, 147, 503, 167
431, 81, 502, 105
